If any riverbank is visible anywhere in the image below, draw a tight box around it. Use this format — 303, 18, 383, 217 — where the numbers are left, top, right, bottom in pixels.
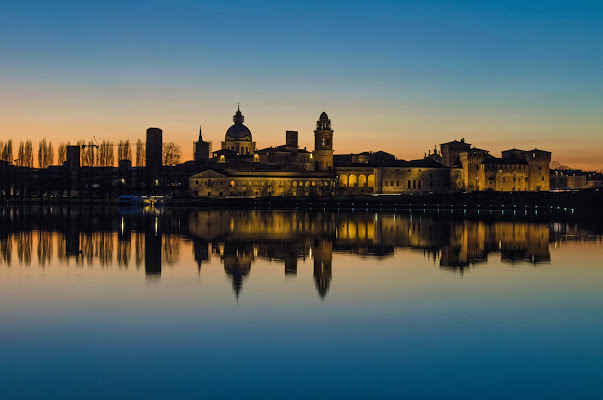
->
3, 190, 602, 214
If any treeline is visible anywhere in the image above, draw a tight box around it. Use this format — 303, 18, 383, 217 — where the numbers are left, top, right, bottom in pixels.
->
0, 139, 181, 168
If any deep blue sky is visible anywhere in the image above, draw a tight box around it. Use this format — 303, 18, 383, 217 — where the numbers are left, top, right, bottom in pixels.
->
1, 0, 602, 167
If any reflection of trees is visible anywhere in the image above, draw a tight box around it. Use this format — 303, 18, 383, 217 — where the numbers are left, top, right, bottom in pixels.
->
57, 237, 66, 263
1, 237, 12, 266
135, 232, 144, 268
17, 232, 32, 266
37, 231, 53, 267
117, 240, 131, 268
162, 235, 180, 266
81, 234, 95, 266
95, 233, 114, 267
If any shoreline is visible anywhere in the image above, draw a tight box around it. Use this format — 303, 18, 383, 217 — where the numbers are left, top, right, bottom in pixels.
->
2, 191, 602, 215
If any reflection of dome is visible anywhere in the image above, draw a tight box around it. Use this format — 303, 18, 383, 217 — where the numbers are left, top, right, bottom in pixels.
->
225, 107, 252, 141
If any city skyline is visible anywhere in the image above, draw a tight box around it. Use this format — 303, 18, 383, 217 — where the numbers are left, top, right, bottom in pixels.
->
1, 1, 602, 169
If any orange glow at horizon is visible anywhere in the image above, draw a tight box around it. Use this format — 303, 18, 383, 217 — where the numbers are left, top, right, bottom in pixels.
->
1, 87, 601, 170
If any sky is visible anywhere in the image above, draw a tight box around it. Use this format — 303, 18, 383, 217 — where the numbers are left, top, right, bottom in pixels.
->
0, 0, 602, 169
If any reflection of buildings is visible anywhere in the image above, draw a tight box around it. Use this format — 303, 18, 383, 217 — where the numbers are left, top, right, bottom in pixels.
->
144, 218, 162, 279
187, 210, 555, 296
193, 239, 210, 273
313, 239, 332, 299
441, 221, 551, 271
220, 241, 253, 298
2, 208, 589, 300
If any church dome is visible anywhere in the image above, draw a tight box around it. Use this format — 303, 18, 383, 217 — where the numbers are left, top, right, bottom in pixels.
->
225, 124, 252, 141
320, 111, 329, 120
225, 106, 252, 141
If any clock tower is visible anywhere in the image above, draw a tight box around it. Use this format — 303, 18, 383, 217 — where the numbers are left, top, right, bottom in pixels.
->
313, 112, 334, 171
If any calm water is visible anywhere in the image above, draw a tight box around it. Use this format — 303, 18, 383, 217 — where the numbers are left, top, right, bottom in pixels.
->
1, 207, 602, 399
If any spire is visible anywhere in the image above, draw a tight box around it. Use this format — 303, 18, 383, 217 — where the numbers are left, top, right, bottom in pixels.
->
233, 105, 244, 125
198, 125, 203, 142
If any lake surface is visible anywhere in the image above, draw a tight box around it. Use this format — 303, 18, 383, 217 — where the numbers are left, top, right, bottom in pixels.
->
1, 207, 602, 399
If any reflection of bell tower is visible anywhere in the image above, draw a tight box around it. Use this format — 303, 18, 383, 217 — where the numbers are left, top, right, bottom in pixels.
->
313, 239, 333, 299
313, 112, 334, 171
193, 239, 210, 273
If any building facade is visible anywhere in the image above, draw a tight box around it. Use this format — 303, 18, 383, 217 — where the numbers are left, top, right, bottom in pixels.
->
187, 108, 552, 197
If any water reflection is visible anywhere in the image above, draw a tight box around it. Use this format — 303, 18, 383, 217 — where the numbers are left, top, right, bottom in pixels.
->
0, 207, 601, 299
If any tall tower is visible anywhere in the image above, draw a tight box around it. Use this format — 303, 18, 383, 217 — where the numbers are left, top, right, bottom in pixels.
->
313, 112, 334, 171
146, 127, 163, 170
194, 125, 211, 162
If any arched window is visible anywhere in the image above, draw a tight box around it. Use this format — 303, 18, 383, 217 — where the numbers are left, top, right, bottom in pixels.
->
413, 180, 416, 189
418, 180, 422, 189
358, 175, 367, 187
348, 175, 357, 187
339, 175, 348, 187
368, 175, 375, 188
408, 180, 411, 189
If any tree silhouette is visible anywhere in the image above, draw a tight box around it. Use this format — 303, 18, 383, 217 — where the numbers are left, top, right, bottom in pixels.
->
58, 143, 67, 165
135, 139, 145, 166
17, 142, 25, 166
162, 142, 181, 166
0, 140, 13, 162
81, 140, 97, 167
37, 139, 53, 168
118, 140, 133, 162
24, 141, 34, 167
98, 141, 115, 167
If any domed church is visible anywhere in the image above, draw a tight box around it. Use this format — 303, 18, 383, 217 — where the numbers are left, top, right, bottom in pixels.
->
221, 106, 256, 155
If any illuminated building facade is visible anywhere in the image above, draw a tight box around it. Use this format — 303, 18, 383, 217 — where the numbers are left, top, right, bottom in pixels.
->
189, 108, 552, 197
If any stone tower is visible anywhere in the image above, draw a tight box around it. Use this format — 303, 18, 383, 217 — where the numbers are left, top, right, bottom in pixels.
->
313, 112, 334, 171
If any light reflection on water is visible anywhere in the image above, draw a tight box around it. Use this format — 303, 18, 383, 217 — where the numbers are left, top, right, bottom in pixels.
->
0, 207, 602, 399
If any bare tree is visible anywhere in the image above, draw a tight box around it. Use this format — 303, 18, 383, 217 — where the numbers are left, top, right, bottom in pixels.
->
24, 141, 34, 167
38, 139, 53, 168
58, 143, 67, 165
135, 139, 145, 166
107, 141, 114, 166
17, 142, 25, 166
162, 142, 181, 166
0, 140, 13, 162
118, 140, 132, 162
123, 140, 132, 162
47, 142, 54, 166
81, 140, 97, 167
97, 141, 115, 167
99, 141, 108, 166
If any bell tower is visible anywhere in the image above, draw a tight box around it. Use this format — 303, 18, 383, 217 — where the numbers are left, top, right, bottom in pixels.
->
313, 112, 334, 170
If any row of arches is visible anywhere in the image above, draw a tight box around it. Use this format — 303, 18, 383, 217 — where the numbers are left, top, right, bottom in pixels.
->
338, 174, 375, 188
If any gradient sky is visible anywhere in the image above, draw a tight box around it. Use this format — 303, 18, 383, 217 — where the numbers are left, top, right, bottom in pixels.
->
1, 0, 602, 169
